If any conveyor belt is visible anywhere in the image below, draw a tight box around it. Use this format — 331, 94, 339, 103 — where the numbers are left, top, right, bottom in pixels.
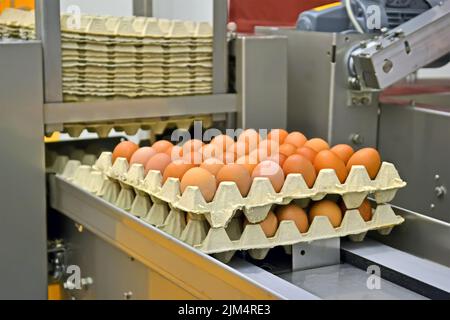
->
50, 174, 448, 300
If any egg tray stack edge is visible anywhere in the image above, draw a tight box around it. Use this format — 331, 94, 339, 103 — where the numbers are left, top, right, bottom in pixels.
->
50, 152, 405, 263
56, 114, 213, 138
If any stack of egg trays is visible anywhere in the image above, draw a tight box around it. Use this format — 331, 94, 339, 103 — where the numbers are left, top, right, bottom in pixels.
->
56, 151, 406, 263
59, 14, 213, 98
0, 8, 213, 99
0, 8, 35, 39
57, 114, 213, 138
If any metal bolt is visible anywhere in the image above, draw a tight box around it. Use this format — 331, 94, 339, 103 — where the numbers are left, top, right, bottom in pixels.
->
430, 204, 435, 209
361, 97, 370, 105
435, 174, 440, 180
350, 133, 364, 145
75, 223, 83, 233
393, 29, 404, 38
352, 97, 360, 105
435, 186, 447, 198
124, 291, 133, 300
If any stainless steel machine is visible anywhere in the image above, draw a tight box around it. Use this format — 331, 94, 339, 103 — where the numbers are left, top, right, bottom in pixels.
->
1, 0, 450, 300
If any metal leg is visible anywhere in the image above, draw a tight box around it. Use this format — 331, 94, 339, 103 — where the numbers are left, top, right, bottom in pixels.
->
35, 0, 63, 103
212, 0, 228, 94
132, 0, 153, 17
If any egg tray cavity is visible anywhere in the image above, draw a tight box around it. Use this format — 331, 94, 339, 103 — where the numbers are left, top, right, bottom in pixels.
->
89, 151, 406, 229
55, 158, 404, 263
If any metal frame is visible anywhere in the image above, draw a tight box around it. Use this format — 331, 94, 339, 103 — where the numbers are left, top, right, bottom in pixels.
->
352, 0, 450, 89
44, 93, 237, 126
0, 41, 47, 299
132, 0, 153, 17
212, 0, 228, 94
35, 0, 63, 103
342, 239, 450, 299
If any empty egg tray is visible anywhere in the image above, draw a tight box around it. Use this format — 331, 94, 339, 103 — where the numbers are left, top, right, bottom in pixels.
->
92, 151, 406, 228
55, 156, 404, 263
48, 114, 213, 138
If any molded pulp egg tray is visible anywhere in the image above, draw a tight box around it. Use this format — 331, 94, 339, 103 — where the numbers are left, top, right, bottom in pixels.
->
51, 151, 406, 262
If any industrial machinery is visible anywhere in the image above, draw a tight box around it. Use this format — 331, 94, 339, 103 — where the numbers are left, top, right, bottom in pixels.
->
1, 0, 450, 300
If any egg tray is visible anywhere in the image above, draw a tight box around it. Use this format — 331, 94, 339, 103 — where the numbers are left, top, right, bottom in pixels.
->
54, 114, 213, 138
54, 158, 404, 263
0, 8, 213, 40
61, 43, 213, 54
91, 150, 406, 229
63, 66, 212, 78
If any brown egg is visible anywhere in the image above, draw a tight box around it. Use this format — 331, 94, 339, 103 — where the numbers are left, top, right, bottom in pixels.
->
276, 204, 309, 233
167, 145, 183, 161
200, 158, 224, 176
259, 139, 279, 156
284, 132, 307, 148
252, 160, 285, 193
162, 160, 195, 183
223, 152, 237, 164
268, 129, 289, 145
282, 154, 317, 188
152, 140, 173, 153
314, 150, 348, 183
346, 148, 381, 179
309, 200, 343, 227
266, 153, 287, 167
237, 129, 260, 153
216, 164, 252, 197
331, 144, 354, 164
211, 134, 234, 152
244, 211, 278, 237
340, 198, 372, 222
236, 155, 258, 175
182, 151, 203, 165
201, 143, 222, 160
130, 147, 156, 165
249, 148, 269, 162
183, 139, 204, 154
112, 141, 139, 163
304, 138, 330, 153
279, 143, 297, 158
296, 146, 318, 163
230, 141, 250, 157
144, 153, 172, 175
180, 167, 217, 202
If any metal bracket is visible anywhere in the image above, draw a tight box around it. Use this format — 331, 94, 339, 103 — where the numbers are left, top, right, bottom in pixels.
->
352, 0, 450, 89
292, 238, 341, 271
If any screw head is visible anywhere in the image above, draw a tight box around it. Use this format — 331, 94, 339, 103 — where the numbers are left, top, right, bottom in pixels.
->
350, 133, 364, 145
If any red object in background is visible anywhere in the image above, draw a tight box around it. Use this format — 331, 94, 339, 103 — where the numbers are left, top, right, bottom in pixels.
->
229, 0, 338, 33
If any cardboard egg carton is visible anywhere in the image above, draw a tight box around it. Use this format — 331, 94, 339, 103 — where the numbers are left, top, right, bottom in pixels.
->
53, 157, 404, 263
92, 151, 406, 228
59, 114, 213, 138
59, 14, 212, 39
0, 9, 212, 40
61, 42, 213, 54
62, 87, 212, 99
62, 75, 212, 84
63, 66, 212, 77
197, 204, 403, 262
